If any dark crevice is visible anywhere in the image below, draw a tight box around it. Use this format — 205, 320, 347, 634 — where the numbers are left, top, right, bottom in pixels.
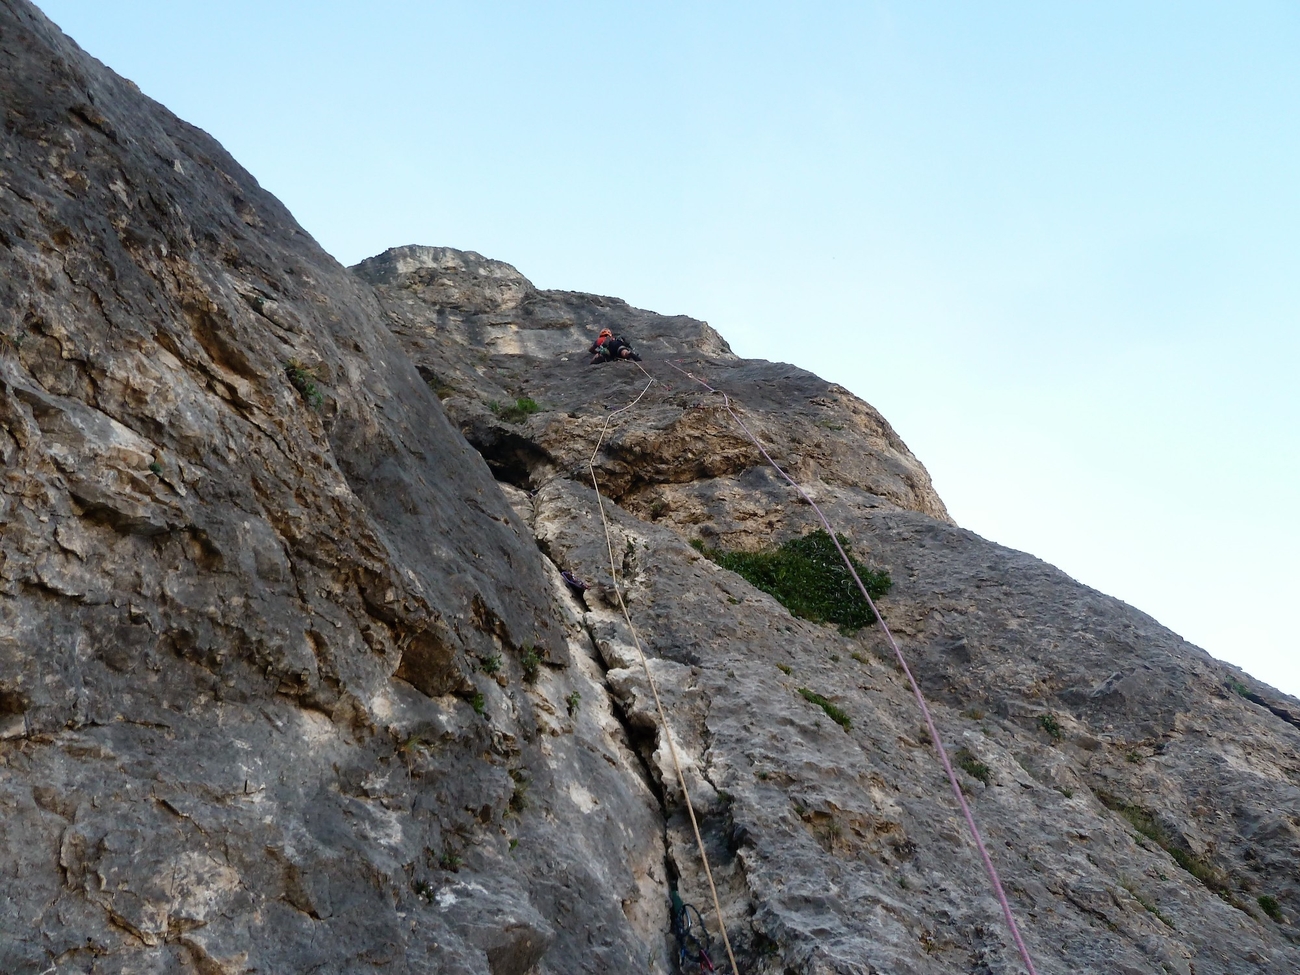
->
472, 430, 551, 490
534, 543, 679, 947
1243, 691, 1300, 733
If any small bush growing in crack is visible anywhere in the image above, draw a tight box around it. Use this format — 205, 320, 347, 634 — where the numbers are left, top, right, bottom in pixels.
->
470, 692, 486, 716
519, 646, 541, 683
1258, 894, 1283, 921
954, 747, 992, 786
1037, 713, 1063, 740
798, 688, 851, 731
479, 654, 501, 675
565, 691, 581, 717
284, 359, 323, 409
439, 851, 462, 871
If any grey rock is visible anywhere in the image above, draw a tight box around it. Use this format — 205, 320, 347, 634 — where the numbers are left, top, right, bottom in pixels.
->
0, 2, 669, 972
2, 0, 1299, 973
365, 244, 1300, 974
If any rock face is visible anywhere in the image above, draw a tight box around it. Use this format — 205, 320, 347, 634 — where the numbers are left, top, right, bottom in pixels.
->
358, 247, 1300, 975
1, 3, 1298, 974
0, 4, 664, 973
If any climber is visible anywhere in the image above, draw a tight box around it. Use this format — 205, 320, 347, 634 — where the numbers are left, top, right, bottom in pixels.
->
589, 328, 642, 364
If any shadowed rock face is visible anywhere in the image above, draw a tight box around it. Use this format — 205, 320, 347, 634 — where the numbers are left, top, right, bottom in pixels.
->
0, 3, 666, 973
2, 2, 1299, 974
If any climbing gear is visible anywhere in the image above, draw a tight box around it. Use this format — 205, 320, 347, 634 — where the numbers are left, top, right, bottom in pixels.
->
585, 363, 741, 975
662, 359, 1039, 975
560, 570, 590, 593
671, 889, 716, 973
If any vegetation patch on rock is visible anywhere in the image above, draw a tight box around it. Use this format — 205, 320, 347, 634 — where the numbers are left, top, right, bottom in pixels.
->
692, 530, 890, 632
490, 396, 541, 423
798, 688, 852, 731
284, 359, 323, 408
1098, 793, 1231, 895
954, 747, 992, 785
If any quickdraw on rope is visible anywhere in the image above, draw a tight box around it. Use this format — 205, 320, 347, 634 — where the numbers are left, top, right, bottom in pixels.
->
661, 358, 1039, 975
585, 361, 741, 975
671, 889, 717, 973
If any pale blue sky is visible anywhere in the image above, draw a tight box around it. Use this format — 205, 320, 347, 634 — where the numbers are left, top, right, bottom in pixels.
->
39, 1, 1299, 696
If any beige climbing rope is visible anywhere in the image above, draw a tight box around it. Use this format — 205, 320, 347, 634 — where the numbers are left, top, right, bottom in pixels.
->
584, 365, 741, 975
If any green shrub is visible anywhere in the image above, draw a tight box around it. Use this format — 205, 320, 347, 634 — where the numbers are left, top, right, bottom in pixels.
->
490, 396, 541, 423
954, 747, 992, 785
480, 654, 501, 675
565, 691, 581, 717
798, 688, 851, 731
470, 692, 486, 716
284, 360, 323, 409
696, 530, 890, 632
1037, 713, 1063, 740
520, 646, 541, 683
1258, 894, 1282, 921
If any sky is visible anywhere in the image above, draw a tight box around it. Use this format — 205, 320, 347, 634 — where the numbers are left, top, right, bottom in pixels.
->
37, 1, 1299, 697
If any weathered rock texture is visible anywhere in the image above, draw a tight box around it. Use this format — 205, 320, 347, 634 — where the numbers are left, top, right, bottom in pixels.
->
358, 244, 1300, 975
1, 2, 1298, 973
0, 3, 665, 973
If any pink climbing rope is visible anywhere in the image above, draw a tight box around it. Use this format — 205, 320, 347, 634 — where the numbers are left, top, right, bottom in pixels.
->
660, 358, 1040, 975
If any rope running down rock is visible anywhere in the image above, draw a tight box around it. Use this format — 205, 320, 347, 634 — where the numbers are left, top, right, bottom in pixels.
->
662, 358, 1039, 975
585, 362, 741, 975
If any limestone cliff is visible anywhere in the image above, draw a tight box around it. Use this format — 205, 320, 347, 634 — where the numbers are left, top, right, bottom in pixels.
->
1, 3, 1297, 974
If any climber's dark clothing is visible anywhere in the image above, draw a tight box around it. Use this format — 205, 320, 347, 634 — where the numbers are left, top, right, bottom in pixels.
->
588, 333, 641, 364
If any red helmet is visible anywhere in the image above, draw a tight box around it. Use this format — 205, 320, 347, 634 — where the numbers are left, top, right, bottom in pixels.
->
598, 328, 613, 338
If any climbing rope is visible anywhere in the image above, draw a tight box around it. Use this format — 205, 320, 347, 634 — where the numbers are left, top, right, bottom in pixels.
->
585, 362, 741, 975
662, 358, 1039, 975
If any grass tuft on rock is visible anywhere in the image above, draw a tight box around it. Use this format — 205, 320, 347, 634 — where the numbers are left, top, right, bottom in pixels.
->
798, 688, 851, 731
694, 530, 890, 632
954, 747, 992, 785
490, 396, 541, 423
1098, 792, 1230, 894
